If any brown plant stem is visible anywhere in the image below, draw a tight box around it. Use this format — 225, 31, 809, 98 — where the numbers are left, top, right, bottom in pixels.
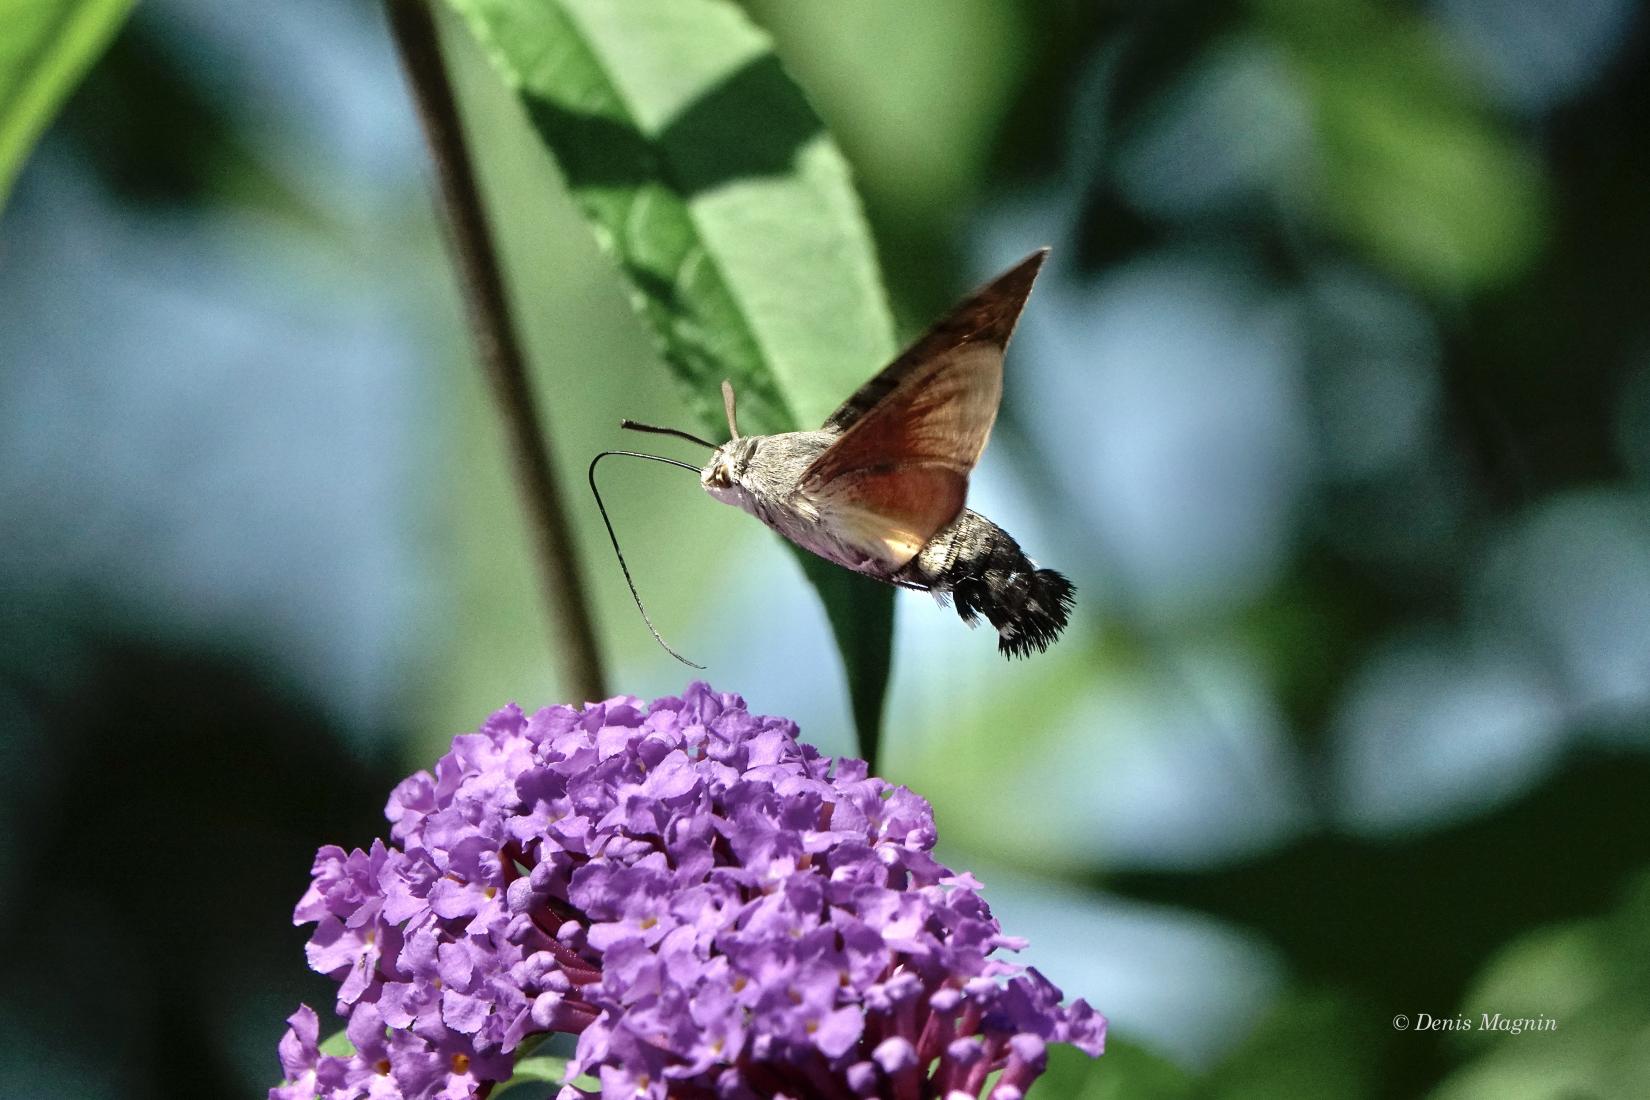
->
384, 0, 606, 703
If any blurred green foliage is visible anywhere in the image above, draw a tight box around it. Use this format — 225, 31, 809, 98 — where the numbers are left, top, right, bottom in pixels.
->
1259, 0, 1546, 291
1434, 873, 1650, 1099
2, 0, 1648, 1097
0, 0, 131, 205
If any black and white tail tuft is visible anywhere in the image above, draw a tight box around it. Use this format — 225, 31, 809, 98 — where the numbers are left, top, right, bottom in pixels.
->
953, 565, 1075, 658
897, 509, 1076, 659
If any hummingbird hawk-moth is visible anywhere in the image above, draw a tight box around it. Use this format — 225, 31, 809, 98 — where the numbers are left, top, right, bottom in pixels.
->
591, 248, 1073, 665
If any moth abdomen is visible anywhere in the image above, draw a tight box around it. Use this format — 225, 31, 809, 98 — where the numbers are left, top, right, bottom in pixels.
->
898, 510, 1075, 658
960, 565, 1076, 658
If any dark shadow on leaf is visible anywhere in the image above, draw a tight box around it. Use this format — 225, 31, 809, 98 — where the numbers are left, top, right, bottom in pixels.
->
656, 53, 825, 197
518, 53, 822, 199
519, 99, 657, 193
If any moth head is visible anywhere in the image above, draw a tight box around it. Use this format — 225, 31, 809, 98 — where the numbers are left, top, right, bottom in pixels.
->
701, 438, 757, 504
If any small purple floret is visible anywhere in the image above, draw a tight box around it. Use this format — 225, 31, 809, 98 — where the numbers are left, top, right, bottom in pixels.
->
271, 683, 1104, 1098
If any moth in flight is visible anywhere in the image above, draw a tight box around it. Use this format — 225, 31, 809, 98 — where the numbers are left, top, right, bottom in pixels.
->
592, 248, 1073, 664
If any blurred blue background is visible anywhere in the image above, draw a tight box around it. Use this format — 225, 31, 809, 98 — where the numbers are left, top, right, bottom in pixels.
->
3, 0, 1649, 1096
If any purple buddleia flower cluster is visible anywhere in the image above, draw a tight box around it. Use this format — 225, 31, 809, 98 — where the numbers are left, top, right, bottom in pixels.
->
272, 683, 1104, 1099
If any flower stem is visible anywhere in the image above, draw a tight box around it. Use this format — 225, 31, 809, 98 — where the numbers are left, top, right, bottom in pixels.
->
384, 0, 606, 703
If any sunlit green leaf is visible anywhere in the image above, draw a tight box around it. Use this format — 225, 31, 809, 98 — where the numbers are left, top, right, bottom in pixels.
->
318, 1029, 355, 1057
442, 0, 898, 762
0, 0, 133, 210
742, 0, 1032, 229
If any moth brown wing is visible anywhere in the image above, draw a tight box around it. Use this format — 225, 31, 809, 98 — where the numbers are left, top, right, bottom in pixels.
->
804, 463, 969, 567
797, 248, 1047, 569
820, 247, 1048, 433
797, 340, 1003, 569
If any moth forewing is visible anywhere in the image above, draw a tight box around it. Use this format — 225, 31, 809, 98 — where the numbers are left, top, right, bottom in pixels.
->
817, 248, 1047, 434
797, 343, 1002, 569
789, 251, 1046, 566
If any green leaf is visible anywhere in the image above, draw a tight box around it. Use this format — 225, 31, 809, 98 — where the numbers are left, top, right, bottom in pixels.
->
490, 1054, 565, 1096
318, 1029, 355, 1057
443, 0, 899, 764
1030, 1037, 1191, 1100
492, 1053, 603, 1096
0, 0, 133, 210
797, 553, 894, 753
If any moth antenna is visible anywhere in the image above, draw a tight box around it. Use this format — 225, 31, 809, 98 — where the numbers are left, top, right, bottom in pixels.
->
721, 379, 740, 440
587, 449, 707, 669
618, 420, 719, 450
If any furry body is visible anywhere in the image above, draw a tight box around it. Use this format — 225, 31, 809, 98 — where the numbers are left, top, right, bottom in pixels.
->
703, 432, 1073, 657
